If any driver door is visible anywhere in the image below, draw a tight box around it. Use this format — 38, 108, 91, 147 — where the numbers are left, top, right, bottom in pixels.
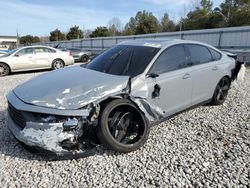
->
145, 44, 193, 117
12, 48, 36, 70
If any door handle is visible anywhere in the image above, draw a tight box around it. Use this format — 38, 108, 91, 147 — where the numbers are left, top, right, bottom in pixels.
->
212, 66, 218, 71
183, 73, 191, 79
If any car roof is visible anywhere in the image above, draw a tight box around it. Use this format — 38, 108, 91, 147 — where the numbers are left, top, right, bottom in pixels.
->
119, 39, 214, 49
21, 45, 57, 50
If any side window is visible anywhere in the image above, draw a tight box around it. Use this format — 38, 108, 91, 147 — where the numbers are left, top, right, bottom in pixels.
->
49, 48, 56, 53
209, 48, 222, 61
186, 44, 212, 65
35, 47, 48, 54
150, 45, 188, 74
16, 48, 34, 56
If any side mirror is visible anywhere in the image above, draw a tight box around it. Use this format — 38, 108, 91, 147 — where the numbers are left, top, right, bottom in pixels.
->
14, 54, 19, 57
147, 72, 159, 78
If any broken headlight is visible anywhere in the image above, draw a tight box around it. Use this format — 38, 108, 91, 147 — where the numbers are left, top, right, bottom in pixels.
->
63, 118, 79, 131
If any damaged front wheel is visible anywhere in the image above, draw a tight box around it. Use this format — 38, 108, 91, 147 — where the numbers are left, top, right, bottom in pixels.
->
97, 99, 149, 153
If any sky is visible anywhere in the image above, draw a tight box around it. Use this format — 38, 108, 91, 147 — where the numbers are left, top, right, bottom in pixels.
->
0, 0, 223, 36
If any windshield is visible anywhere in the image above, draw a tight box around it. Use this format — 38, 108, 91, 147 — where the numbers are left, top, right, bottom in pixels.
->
0, 49, 18, 57
86, 45, 160, 77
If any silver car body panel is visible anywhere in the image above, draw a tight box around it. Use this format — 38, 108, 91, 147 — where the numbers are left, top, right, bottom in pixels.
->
13, 66, 129, 110
6, 39, 236, 156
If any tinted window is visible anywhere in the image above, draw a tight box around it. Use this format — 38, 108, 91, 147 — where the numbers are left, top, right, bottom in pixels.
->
107, 47, 132, 75
16, 48, 34, 56
150, 45, 188, 74
86, 45, 160, 77
186, 44, 212, 65
209, 48, 222, 61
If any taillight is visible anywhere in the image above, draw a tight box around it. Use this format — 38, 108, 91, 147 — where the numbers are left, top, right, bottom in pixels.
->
69, 51, 73, 56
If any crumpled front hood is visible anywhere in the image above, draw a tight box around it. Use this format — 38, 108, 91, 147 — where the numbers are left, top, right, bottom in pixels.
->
14, 66, 129, 110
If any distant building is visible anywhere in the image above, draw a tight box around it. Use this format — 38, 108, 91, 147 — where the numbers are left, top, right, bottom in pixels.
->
0, 36, 18, 50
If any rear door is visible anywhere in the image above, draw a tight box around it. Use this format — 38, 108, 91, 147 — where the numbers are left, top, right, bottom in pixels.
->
185, 44, 223, 105
33, 47, 51, 68
145, 45, 193, 117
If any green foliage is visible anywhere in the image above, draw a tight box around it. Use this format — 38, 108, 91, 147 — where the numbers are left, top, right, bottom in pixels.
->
90, 27, 109, 38
32, 0, 250, 40
49, 29, 65, 41
219, 0, 250, 26
124, 10, 159, 35
108, 17, 123, 36
19, 35, 40, 45
206, 12, 225, 28
201, 0, 213, 11
182, 8, 209, 30
159, 13, 176, 32
66, 26, 83, 40
229, 5, 250, 26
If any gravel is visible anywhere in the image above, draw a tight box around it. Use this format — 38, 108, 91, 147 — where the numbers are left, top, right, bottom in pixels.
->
0, 69, 249, 187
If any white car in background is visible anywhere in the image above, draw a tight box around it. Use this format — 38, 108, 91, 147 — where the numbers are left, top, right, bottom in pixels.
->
0, 46, 74, 76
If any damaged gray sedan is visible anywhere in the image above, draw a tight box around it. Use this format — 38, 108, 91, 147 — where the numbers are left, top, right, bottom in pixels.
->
7, 39, 241, 157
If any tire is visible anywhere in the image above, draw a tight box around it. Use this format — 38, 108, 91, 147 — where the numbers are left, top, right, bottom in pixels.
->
0, 63, 10, 76
81, 55, 89, 63
210, 77, 231, 105
97, 99, 149, 153
52, 59, 64, 70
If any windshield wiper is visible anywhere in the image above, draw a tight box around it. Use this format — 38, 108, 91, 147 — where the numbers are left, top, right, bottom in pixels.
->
123, 51, 134, 75
105, 47, 129, 73
110, 47, 128, 61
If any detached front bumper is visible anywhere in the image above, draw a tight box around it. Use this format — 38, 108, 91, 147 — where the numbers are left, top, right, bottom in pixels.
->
6, 91, 96, 157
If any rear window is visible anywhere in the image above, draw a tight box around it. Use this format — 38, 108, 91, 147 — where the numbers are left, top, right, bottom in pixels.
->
186, 44, 213, 65
86, 45, 160, 77
49, 49, 56, 53
209, 48, 222, 61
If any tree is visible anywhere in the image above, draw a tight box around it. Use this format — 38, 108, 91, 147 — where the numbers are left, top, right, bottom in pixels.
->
206, 12, 225, 28
124, 10, 159, 35
66, 26, 83, 40
229, 4, 250, 26
159, 13, 176, 32
90, 27, 109, 38
19, 35, 40, 45
181, 0, 214, 30
124, 17, 137, 35
219, 0, 250, 26
201, 0, 213, 11
108, 17, 123, 36
49, 29, 65, 41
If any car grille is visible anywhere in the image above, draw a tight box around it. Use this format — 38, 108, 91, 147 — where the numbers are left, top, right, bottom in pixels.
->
8, 102, 26, 129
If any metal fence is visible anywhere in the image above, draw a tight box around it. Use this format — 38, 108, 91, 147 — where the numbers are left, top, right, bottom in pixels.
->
35, 26, 250, 62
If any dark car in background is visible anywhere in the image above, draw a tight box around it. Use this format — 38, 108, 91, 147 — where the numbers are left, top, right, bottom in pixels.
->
61, 48, 92, 62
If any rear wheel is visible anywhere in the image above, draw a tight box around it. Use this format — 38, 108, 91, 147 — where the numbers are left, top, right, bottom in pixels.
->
52, 59, 64, 70
0, 63, 10, 76
211, 77, 230, 105
81, 55, 89, 63
97, 99, 149, 153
